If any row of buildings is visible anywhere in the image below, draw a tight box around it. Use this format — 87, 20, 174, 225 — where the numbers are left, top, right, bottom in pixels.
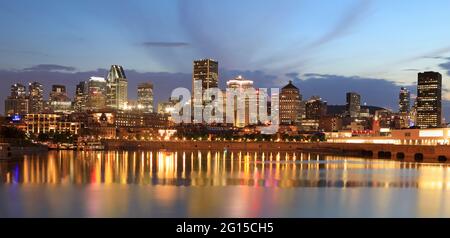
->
167, 59, 444, 133
2, 59, 445, 141
3, 65, 166, 140
5, 65, 154, 115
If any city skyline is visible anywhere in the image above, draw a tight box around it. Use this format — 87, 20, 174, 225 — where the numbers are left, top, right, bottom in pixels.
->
0, 59, 445, 122
3, 1, 450, 221
1, 0, 450, 118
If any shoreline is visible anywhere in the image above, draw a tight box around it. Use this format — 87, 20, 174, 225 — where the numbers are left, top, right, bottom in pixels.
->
103, 139, 450, 164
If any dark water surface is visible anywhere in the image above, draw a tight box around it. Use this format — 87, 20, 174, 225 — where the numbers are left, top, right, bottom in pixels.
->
1, 150, 450, 217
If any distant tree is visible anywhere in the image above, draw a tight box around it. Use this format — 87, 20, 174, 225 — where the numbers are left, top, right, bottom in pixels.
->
37, 133, 51, 142
0, 126, 26, 139
310, 133, 326, 142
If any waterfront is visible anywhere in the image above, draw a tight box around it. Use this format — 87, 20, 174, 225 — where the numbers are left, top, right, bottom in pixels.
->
1, 150, 450, 217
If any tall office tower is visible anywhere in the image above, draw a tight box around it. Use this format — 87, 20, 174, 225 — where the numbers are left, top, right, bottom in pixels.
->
74, 81, 87, 112
49, 85, 72, 113
86, 77, 107, 111
398, 87, 411, 113
28, 82, 44, 114
305, 96, 327, 120
279, 81, 302, 125
11, 83, 27, 98
410, 99, 418, 127
226, 75, 256, 127
137, 82, 154, 113
4, 83, 29, 116
106, 65, 128, 110
346, 92, 361, 118
192, 59, 219, 123
416, 71, 442, 128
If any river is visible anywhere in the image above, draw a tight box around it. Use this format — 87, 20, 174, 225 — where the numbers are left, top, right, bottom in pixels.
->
1, 150, 450, 217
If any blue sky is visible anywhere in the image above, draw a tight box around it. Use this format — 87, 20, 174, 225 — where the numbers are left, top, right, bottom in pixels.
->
1, 0, 450, 117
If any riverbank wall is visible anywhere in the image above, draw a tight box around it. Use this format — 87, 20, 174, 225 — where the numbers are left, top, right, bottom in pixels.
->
103, 139, 450, 163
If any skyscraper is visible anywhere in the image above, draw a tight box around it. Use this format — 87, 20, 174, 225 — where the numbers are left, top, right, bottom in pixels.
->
192, 59, 219, 123
106, 65, 128, 110
346, 92, 361, 118
193, 59, 219, 94
28, 82, 44, 114
227, 75, 255, 127
87, 77, 107, 111
74, 81, 87, 112
279, 81, 302, 125
305, 96, 327, 120
137, 82, 154, 113
416, 71, 442, 128
49, 85, 72, 113
4, 83, 29, 116
10, 83, 27, 98
398, 87, 410, 113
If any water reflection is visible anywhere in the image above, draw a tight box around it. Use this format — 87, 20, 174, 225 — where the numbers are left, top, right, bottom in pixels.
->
1, 150, 450, 190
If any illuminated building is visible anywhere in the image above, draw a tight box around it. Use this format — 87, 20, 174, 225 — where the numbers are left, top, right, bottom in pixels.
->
114, 111, 169, 129
226, 75, 256, 127
396, 87, 413, 130
4, 83, 29, 116
346, 92, 361, 118
302, 95, 327, 130
49, 85, 72, 113
10, 83, 27, 98
137, 82, 154, 113
399, 87, 410, 113
279, 80, 302, 125
28, 82, 44, 114
85, 112, 116, 139
319, 116, 343, 132
158, 98, 180, 115
305, 96, 327, 120
25, 114, 80, 135
74, 81, 87, 112
410, 99, 418, 127
106, 65, 128, 110
86, 77, 107, 111
126, 99, 138, 110
300, 119, 320, 131
192, 59, 219, 123
416, 71, 442, 128
328, 128, 450, 146
374, 109, 394, 130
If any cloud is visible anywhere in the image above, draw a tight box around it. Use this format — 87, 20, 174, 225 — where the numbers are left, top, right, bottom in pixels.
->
285, 72, 300, 78
23, 64, 77, 72
438, 58, 450, 76
0, 49, 49, 57
370, 46, 450, 77
400, 46, 450, 63
306, 0, 372, 49
256, 0, 373, 72
287, 73, 416, 111
141, 42, 190, 48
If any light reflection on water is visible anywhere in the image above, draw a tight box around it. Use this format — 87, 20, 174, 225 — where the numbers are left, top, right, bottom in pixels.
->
1, 150, 450, 217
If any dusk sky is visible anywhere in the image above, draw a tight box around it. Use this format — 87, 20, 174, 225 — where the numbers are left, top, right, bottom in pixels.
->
1, 0, 450, 118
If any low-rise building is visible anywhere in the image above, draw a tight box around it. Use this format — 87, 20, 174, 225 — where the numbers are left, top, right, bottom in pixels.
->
328, 128, 450, 146
24, 114, 80, 135
319, 116, 343, 132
